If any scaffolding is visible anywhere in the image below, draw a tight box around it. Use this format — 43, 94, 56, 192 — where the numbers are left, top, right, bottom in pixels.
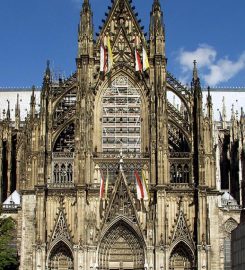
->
102, 76, 141, 154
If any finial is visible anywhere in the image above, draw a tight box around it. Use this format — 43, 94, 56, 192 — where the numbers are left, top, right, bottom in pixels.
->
231, 104, 235, 120
207, 86, 212, 104
16, 94, 20, 111
222, 96, 227, 123
45, 60, 51, 80
7, 100, 10, 120
82, 0, 90, 11
31, 85, 36, 101
153, 0, 161, 10
193, 60, 198, 81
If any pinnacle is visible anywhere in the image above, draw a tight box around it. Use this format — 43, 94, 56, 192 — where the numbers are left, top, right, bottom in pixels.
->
193, 60, 198, 81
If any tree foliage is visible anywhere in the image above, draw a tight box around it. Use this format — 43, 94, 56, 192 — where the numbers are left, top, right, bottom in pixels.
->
0, 207, 18, 270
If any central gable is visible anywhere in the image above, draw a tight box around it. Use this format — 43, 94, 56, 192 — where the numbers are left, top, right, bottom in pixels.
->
96, 0, 147, 54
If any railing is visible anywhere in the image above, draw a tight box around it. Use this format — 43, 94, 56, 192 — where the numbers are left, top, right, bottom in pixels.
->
50, 153, 75, 188
93, 152, 150, 159
53, 152, 74, 159
169, 152, 192, 184
2, 203, 20, 212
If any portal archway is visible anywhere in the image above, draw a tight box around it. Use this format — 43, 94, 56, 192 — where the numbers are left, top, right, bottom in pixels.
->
169, 242, 195, 270
98, 220, 145, 270
48, 241, 74, 270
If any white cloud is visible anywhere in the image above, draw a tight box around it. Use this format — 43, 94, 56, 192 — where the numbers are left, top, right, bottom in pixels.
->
177, 44, 245, 86
204, 53, 245, 85
178, 44, 216, 71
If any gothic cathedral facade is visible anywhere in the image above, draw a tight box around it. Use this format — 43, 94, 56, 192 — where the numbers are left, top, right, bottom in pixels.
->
1, 0, 245, 269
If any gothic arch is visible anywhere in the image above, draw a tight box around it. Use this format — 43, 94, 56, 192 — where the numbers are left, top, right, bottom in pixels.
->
169, 241, 195, 270
93, 71, 149, 153
98, 218, 146, 270
47, 240, 74, 270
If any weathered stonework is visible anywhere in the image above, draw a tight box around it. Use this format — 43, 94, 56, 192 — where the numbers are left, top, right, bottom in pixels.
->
0, 0, 244, 269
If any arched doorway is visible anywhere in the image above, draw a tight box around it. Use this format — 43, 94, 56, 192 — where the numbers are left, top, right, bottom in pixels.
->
48, 241, 74, 270
169, 242, 194, 270
98, 220, 145, 270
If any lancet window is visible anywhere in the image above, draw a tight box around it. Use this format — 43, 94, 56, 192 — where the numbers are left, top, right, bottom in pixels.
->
51, 123, 75, 187
102, 76, 141, 154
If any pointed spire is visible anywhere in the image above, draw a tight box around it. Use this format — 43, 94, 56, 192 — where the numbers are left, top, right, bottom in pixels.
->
45, 60, 51, 81
193, 60, 198, 81
231, 104, 235, 121
15, 94, 20, 113
82, 0, 90, 12
149, 0, 165, 57
30, 86, 36, 119
15, 94, 20, 130
192, 60, 201, 96
206, 86, 213, 119
78, 0, 93, 57
221, 96, 227, 129
6, 100, 10, 120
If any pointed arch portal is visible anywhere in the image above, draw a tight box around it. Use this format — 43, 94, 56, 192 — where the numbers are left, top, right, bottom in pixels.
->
98, 220, 145, 270
48, 241, 74, 270
169, 242, 195, 270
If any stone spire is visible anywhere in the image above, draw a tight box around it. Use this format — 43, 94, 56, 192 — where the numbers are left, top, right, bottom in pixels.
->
15, 94, 20, 130
78, 0, 94, 57
149, 0, 165, 57
192, 60, 202, 98
30, 86, 36, 119
45, 60, 51, 81
206, 86, 213, 119
6, 100, 11, 121
193, 60, 198, 82
221, 97, 227, 129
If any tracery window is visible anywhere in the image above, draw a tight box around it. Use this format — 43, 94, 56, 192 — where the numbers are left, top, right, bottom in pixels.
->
170, 163, 190, 183
102, 76, 141, 154
51, 123, 75, 187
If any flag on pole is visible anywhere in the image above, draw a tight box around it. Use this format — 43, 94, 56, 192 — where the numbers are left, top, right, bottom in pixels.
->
99, 169, 105, 199
142, 170, 150, 200
100, 36, 107, 73
142, 47, 150, 71
135, 36, 142, 72
134, 170, 149, 201
107, 37, 114, 73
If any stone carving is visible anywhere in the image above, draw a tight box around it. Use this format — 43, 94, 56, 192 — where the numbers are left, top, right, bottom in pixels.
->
51, 208, 71, 243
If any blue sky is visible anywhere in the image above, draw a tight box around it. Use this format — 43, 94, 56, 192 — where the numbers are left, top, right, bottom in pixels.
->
0, 0, 245, 88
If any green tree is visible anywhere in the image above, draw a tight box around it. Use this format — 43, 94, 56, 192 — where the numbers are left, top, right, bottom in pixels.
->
0, 205, 19, 270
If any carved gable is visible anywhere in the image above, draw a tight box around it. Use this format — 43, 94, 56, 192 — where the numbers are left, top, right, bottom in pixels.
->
51, 208, 71, 243
97, 0, 146, 52
105, 171, 138, 224
171, 210, 194, 249
112, 27, 134, 67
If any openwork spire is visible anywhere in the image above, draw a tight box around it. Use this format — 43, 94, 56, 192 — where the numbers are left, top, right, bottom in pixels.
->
78, 0, 93, 56
149, 0, 165, 57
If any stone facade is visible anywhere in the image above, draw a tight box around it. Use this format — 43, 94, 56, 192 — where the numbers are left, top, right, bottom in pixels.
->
0, 0, 245, 269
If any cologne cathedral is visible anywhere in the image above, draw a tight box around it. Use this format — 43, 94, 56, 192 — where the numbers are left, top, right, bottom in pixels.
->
0, 0, 245, 269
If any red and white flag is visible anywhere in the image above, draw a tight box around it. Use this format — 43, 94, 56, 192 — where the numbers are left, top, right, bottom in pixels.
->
135, 36, 142, 72
134, 170, 149, 201
99, 169, 105, 199
100, 36, 108, 73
